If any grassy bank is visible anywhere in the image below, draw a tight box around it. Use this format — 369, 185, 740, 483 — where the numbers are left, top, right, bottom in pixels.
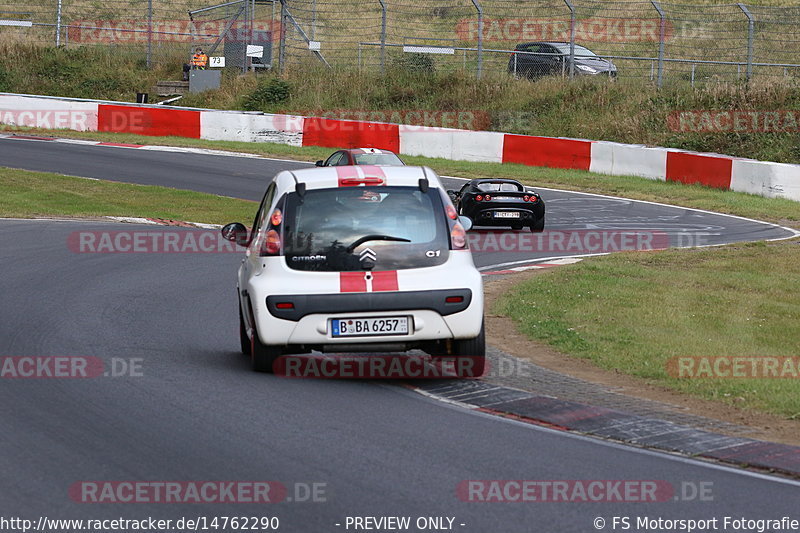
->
0, 167, 255, 224
3, 43, 800, 164
2, 126, 799, 229
496, 240, 800, 418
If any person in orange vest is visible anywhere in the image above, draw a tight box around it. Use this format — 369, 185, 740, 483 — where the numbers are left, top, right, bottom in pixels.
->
183, 48, 208, 80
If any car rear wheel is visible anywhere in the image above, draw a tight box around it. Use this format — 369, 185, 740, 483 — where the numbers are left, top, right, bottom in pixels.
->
239, 303, 251, 357
530, 218, 545, 233
251, 324, 282, 373
451, 321, 486, 378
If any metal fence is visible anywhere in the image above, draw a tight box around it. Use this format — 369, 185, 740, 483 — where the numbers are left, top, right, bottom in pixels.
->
0, 0, 278, 70
279, 0, 800, 86
3, 0, 800, 85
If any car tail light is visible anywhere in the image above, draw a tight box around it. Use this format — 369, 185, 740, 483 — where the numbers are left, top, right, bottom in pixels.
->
445, 296, 464, 303
270, 208, 283, 226
275, 302, 294, 309
263, 229, 281, 255
528, 195, 538, 203
484, 194, 492, 201
476, 195, 483, 202
340, 177, 385, 187
523, 195, 529, 201
445, 204, 458, 220
450, 222, 467, 249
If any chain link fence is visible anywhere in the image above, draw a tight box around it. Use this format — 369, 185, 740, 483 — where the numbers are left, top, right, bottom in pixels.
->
279, 0, 800, 86
2, 0, 800, 85
0, 0, 278, 70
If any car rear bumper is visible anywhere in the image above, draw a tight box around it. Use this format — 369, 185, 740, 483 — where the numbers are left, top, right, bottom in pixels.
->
244, 254, 484, 348
266, 289, 472, 321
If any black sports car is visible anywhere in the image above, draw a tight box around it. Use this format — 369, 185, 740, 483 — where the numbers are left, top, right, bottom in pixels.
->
448, 179, 545, 232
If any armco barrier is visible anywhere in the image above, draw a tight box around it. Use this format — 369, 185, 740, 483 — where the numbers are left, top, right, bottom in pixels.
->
503, 135, 592, 170
589, 141, 668, 181
200, 111, 304, 146
731, 159, 800, 200
0, 93, 98, 131
666, 151, 733, 190
0, 92, 798, 202
98, 104, 201, 138
302, 117, 400, 153
399, 127, 504, 163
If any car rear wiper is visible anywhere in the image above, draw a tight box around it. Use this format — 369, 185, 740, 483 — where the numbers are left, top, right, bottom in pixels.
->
345, 234, 411, 253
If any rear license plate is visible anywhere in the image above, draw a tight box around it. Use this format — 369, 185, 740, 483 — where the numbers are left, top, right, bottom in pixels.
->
494, 211, 520, 218
493, 196, 517, 201
331, 316, 410, 337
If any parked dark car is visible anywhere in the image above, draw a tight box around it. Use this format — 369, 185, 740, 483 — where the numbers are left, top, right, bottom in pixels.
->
315, 148, 405, 167
508, 42, 617, 80
448, 178, 545, 232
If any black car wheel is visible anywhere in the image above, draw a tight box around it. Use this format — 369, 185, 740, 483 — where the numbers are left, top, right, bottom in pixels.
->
251, 323, 282, 373
451, 321, 486, 378
530, 218, 545, 233
239, 302, 251, 357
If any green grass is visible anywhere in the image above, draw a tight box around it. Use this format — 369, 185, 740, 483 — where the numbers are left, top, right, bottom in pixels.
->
0, 167, 256, 224
495, 240, 800, 418
2, 125, 799, 228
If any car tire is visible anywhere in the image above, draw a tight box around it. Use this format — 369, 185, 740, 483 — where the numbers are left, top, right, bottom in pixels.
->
530, 218, 545, 233
251, 324, 282, 373
451, 321, 486, 378
511, 223, 523, 231
239, 303, 251, 357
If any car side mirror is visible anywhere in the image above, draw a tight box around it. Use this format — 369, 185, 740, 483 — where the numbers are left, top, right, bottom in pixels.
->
221, 222, 249, 247
458, 215, 473, 232
315, 160, 324, 167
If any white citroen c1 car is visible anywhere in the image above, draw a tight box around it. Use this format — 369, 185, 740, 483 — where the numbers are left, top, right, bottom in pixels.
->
221, 165, 484, 375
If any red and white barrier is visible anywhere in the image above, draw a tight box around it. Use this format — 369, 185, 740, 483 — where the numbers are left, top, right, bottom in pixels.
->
590, 141, 668, 181
731, 159, 800, 200
200, 111, 304, 146
1, 92, 798, 202
0, 94, 98, 131
399, 126, 504, 163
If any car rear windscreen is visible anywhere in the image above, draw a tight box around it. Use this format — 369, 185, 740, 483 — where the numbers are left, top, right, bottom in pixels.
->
477, 182, 522, 192
283, 186, 450, 272
353, 153, 404, 165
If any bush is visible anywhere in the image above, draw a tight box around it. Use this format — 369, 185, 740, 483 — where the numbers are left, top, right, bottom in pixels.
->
0, 64, 13, 92
392, 52, 436, 74
241, 78, 291, 111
